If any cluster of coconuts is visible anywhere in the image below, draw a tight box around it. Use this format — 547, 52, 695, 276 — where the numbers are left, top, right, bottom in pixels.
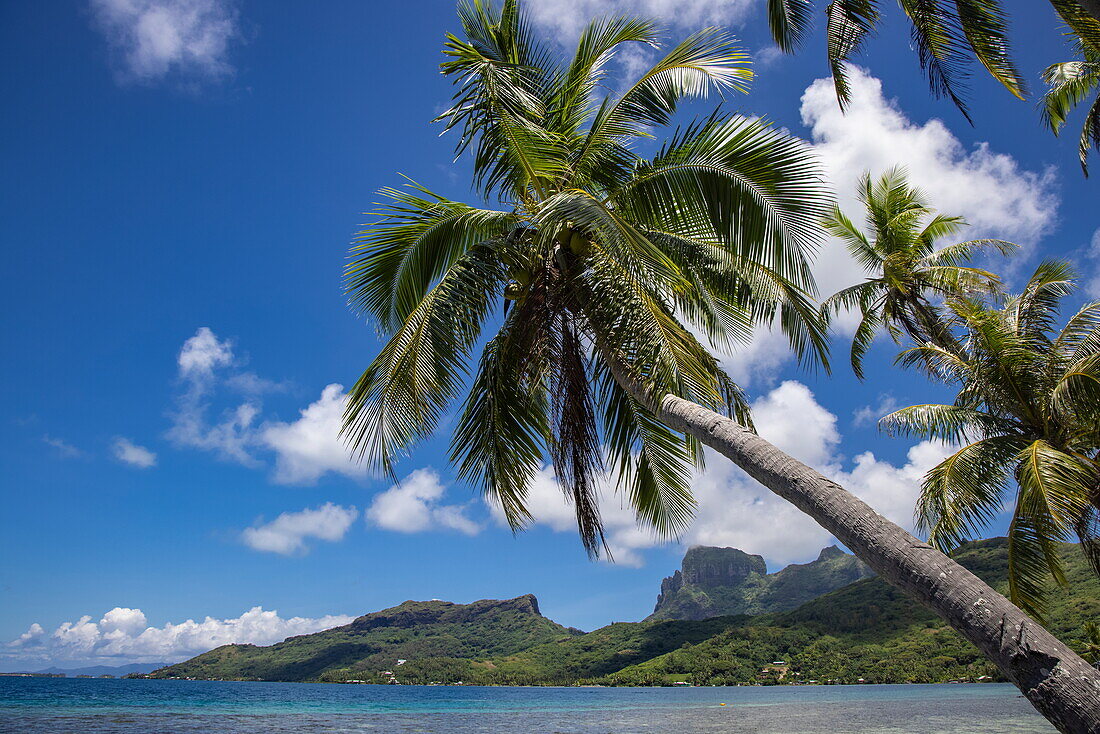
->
503, 227, 592, 300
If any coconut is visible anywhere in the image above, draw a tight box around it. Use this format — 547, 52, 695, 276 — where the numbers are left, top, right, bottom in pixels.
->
503, 282, 524, 300
568, 231, 591, 256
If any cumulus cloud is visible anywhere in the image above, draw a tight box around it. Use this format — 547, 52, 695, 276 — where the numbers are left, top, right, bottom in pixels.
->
241, 503, 359, 555
719, 68, 1061, 384
89, 0, 240, 83
260, 384, 369, 485
802, 67, 1057, 307
167, 328, 368, 485
367, 468, 482, 536
178, 326, 233, 378
487, 381, 951, 568
111, 437, 157, 468
526, 0, 754, 38
167, 328, 259, 465
5, 606, 354, 667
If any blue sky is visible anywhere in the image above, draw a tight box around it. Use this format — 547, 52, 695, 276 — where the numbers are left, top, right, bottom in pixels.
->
1, 0, 1097, 669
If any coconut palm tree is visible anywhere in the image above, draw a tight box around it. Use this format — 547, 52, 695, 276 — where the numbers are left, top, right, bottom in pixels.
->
766, 0, 1100, 123
343, 2, 1100, 729
882, 262, 1100, 620
822, 167, 1015, 379
1042, 26, 1100, 176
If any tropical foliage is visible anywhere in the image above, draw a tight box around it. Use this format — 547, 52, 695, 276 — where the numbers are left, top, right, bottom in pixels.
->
881, 262, 1100, 618
821, 167, 1014, 378
766, 0, 1100, 129
1041, 18, 1100, 175
343, 0, 831, 556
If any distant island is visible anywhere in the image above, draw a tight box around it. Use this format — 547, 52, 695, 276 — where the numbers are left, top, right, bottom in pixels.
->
2, 662, 170, 678
146, 538, 1098, 687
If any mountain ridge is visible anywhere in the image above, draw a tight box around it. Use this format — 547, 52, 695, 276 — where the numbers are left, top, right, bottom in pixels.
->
149, 539, 1099, 686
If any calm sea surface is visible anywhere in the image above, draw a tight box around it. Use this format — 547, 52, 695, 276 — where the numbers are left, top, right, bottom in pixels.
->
0, 678, 1056, 733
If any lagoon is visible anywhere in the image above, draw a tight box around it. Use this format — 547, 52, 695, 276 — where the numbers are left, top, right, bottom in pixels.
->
0, 677, 1057, 733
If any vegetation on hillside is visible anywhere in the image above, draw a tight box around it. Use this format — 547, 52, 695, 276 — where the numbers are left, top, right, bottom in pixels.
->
648, 545, 873, 621
151, 539, 1098, 686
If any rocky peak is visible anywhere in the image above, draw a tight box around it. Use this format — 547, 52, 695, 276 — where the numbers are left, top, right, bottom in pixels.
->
648, 545, 874, 621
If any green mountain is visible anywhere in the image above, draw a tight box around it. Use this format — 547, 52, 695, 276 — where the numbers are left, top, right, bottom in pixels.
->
152, 539, 1099, 686
152, 594, 577, 683
647, 545, 875, 620
604, 539, 1100, 686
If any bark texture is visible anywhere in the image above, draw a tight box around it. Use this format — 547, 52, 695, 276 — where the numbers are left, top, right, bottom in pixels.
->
619, 373, 1100, 733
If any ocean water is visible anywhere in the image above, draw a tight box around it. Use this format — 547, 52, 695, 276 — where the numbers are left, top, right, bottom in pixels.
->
0, 678, 1056, 733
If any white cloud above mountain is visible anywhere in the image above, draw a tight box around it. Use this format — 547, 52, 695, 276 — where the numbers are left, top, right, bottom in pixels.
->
486, 380, 950, 568
89, 0, 240, 83
5, 606, 353, 667
241, 503, 359, 555
367, 468, 481, 536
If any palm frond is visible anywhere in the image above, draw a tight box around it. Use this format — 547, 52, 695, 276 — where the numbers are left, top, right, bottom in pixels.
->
613, 114, 830, 297
825, 0, 880, 108
579, 27, 751, 166
916, 435, 1024, 552
897, 0, 976, 121
344, 244, 504, 476
346, 183, 518, 332
954, 0, 1025, 99
768, 0, 815, 52
1009, 439, 1098, 617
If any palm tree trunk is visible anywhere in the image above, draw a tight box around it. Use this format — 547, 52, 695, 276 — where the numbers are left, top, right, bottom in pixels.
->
613, 369, 1100, 733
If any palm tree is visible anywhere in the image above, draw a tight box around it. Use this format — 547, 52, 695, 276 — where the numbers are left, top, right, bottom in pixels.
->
1042, 25, 1100, 176
766, 0, 1100, 123
343, 2, 1100, 729
882, 262, 1100, 620
822, 167, 1015, 379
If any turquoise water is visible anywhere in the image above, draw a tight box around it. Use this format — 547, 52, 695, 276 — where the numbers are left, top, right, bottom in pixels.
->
0, 678, 1056, 732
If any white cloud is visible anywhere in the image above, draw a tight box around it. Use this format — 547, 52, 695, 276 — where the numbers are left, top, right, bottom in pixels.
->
722, 67, 1061, 384
5, 606, 354, 667
90, 0, 239, 83
367, 468, 482, 536
802, 67, 1058, 306
260, 384, 369, 485
111, 437, 157, 468
241, 503, 359, 555
177, 326, 233, 379
526, 0, 754, 38
167, 327, 258, 464
1086, 228, 1100, 299
43, 435, 84, 458
852, 394, 901, 428
167, 329, 368, 484
487, 381, 951, 569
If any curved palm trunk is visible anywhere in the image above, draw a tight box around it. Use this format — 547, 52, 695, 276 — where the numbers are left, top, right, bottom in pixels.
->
615, 373, 1100, 733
